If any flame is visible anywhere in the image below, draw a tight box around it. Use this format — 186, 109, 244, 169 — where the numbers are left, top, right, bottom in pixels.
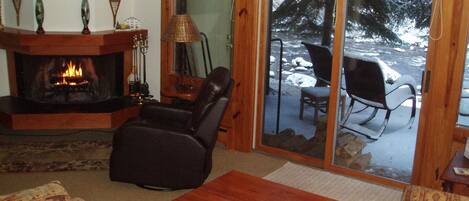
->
54, 61, 88, 86
63, 61, 83, 78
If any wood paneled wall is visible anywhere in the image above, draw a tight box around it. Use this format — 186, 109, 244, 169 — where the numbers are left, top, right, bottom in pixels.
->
230, 0, 259, 152
412, 0, 469, 189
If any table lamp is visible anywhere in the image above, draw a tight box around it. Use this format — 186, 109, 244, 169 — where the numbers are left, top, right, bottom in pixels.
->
162, 14, 202, 92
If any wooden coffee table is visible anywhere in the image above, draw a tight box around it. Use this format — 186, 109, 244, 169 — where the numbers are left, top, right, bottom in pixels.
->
175, 170, 336, 201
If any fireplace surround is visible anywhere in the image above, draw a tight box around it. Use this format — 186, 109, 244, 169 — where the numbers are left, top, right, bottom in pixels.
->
15, 53, 124, 104
0, 28, 147, 130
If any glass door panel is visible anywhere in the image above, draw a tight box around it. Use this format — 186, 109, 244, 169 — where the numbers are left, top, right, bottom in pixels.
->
457, 42, 469, 127
175, 0, 233, 78
333, 0, 432, 183
261, 0, 337, 160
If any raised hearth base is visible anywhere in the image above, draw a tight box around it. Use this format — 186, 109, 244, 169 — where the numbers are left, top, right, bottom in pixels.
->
0, 96, 140, 130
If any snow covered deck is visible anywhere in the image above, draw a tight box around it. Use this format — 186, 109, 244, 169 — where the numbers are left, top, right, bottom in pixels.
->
263, 93, 419, 173
263, 31, 469, 182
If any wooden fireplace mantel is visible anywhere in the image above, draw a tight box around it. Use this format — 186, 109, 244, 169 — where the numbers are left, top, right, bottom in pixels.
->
1, 28, 148, 97
0, 28, 148, 130
0, 28, 148, 55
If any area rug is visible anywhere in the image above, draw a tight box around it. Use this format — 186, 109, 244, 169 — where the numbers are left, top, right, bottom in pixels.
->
0, 140, 112, 173
264, 162, 403, 201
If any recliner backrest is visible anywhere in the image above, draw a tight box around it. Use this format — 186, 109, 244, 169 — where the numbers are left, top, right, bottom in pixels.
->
302, 42, 333, 85
190, 67, 231, 131
194, 81, 233, 149
343, 56, 386, 104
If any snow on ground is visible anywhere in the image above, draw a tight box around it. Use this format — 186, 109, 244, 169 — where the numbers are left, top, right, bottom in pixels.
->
285, 73, 316, 88
291, 57, 313, 68
268, 31, 427, 96
395, 19, 429, 46
265, 30, 428, 182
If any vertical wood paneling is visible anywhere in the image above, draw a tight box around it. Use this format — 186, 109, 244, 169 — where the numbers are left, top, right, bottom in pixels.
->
230, 0, 259, 151
160, 0, 175, 103
413, 0, 469, 189
255, 0, 269, 150
451, 0, 469, 159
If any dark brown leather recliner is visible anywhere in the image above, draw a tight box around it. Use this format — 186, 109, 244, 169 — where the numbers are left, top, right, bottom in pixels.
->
109, 67, 233, 190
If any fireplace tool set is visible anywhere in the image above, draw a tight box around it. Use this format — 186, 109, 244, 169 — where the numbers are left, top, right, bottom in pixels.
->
129, 34, 151, 103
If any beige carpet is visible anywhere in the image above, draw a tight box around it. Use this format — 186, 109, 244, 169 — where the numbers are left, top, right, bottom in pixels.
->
0, 147, 287, 201
264, 162, 403, 201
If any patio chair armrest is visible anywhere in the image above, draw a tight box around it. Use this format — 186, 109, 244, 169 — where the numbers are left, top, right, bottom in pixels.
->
385, 75, 417, 95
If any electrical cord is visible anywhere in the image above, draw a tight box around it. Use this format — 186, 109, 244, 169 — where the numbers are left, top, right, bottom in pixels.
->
429, 0, 443, 41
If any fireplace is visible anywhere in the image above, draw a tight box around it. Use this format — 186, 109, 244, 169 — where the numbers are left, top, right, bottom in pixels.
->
15, 53, 124, 104
0, 28, 147, 130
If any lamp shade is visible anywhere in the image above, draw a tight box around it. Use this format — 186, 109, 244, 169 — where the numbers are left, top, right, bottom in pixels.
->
162, 14, 202, 43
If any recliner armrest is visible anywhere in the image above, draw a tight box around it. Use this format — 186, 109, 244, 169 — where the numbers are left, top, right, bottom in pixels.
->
140, 102, 193, 123
114, 125, 207, 160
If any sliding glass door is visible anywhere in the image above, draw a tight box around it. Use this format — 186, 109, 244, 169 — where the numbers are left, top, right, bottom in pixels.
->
331, 0, 433, 183
458, 39, 469, 127
259, 0, 337, 161
258, 0, 439, 185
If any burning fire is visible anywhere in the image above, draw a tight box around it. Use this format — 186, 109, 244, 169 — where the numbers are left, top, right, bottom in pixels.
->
54, 61, 89, 86
63, 61, 83, 78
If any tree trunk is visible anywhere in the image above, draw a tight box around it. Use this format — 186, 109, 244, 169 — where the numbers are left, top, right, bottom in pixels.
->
321, 0, 334, 46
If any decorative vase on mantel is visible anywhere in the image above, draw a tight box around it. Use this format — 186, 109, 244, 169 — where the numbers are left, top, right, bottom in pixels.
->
35, 0, 45, 34
81, 0, 90, 34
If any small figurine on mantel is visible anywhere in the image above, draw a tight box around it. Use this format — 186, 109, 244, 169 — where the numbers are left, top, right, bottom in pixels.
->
35, 0, 45, 34
115, 17, 142, 31
81, 0, 91, 34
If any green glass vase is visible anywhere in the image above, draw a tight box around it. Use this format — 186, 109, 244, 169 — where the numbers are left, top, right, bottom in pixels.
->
35, 0, 44, 34
81, 0, 90, 34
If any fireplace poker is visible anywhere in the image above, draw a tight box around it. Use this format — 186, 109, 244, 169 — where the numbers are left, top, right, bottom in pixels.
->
140, 35, 148, 84
139, 35, 150, 97
132, 35, 138, 82
131, 35, 139, 96
139, 34, 144, 83
135, 35, 141, 83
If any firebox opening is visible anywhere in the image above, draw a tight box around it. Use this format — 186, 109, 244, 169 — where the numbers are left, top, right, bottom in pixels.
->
15, 53, 124, 104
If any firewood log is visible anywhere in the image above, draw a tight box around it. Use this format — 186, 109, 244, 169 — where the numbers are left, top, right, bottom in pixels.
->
350, 152, 372, 170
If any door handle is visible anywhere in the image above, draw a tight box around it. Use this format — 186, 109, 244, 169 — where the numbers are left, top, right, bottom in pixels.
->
424, 70, 431, 93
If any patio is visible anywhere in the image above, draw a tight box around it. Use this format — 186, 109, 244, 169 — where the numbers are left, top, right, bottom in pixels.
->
262, 30, 469, 183
263, 88, 421, 182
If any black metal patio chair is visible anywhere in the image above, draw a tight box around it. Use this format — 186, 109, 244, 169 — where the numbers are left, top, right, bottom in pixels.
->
300, 42, 346, 124
341, 56, 417, 140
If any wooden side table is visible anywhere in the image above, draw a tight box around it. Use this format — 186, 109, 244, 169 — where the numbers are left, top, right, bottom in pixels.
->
441, 150, 469, 196
161, 85, 198, 102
